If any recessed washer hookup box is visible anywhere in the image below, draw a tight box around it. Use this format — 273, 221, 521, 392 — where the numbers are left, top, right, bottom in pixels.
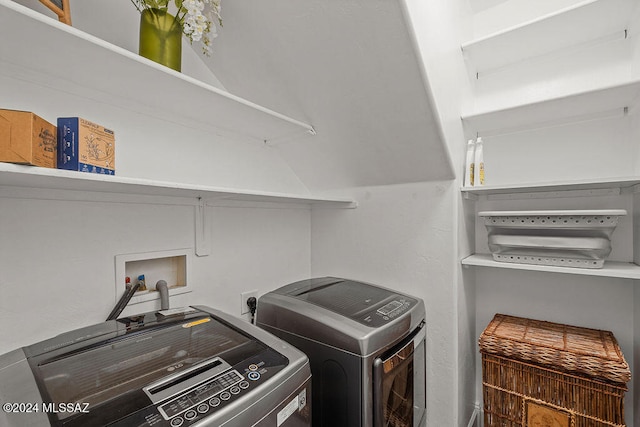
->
57, 117, 115, 175
0, 109, 57, 168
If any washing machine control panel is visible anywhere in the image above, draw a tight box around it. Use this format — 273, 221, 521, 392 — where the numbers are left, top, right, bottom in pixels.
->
154, 357, 281, 427
158, 369, 246, 421
360, 296, 417, 327
119, 349, 289, 427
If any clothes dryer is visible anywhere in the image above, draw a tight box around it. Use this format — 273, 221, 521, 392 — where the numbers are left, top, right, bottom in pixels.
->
256, 277, 426, 427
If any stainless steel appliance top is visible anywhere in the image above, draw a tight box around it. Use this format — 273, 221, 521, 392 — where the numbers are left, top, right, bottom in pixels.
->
256, 277, 425, 356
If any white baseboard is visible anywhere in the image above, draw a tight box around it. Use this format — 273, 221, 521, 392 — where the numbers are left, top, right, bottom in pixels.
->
467, 402, 480, 427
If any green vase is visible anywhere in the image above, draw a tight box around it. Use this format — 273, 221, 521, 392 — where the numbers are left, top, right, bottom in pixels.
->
139, 8, 182, 72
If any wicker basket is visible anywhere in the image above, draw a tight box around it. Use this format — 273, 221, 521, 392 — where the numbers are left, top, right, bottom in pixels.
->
479, 314, 630, 427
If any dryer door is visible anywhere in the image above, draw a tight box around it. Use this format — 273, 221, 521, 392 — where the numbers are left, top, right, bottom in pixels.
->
373, 322, 426, 427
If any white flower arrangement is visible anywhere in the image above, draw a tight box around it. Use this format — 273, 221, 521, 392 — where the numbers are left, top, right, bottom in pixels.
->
130, 0, 222, 56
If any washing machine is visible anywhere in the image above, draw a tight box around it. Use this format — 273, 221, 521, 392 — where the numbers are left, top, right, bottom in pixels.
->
256, 277, 426, 427
0, 305, 311, 427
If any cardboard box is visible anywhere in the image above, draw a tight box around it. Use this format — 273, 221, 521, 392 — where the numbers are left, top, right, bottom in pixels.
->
58, 117, 115, 175
0, 109, 57, 168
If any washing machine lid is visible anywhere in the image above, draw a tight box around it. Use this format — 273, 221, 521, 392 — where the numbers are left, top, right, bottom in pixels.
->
279, 277, 419, 327
27, 313, 254, 419
17, 307, 296, 427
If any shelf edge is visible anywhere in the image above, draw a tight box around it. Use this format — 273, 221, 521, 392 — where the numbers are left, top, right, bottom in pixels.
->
0, 163, 357, 207
460, 177, 640, 196
462, 254, 640, 279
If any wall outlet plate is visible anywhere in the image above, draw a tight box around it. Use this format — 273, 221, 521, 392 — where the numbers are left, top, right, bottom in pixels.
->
240, 290, 258, 315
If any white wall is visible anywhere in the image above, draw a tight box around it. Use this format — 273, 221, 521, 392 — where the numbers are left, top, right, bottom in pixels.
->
482, 115, 635, 187
402, 0, 477, 424
0, 190, 312, 355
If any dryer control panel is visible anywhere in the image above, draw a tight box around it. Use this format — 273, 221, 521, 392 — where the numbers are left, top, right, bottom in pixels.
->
360, 296, 417, 327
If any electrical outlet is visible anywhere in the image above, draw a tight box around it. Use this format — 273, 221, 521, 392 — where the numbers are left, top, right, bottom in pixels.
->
240, 290, 258, 315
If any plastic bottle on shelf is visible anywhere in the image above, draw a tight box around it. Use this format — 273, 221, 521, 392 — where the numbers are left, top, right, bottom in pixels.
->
474, 136, 485, 186
464, 139, 475, 187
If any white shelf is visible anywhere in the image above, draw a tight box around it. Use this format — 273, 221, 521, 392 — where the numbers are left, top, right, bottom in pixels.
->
461, 177, 640, 197
461, 79, 640, 136
0, 163, 357, 207
0, 0, 314, 144
462, 254, 640, 279
461, 0, 634, 76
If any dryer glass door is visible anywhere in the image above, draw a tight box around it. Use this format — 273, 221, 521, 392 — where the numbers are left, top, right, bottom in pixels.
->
373, 322, 426, 427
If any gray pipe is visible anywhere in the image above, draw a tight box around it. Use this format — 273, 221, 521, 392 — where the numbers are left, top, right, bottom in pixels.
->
156, 280, 169, 310
106, 281, 141, 321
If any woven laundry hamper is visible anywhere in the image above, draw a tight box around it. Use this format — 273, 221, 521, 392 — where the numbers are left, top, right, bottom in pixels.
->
479, 314, 631, 427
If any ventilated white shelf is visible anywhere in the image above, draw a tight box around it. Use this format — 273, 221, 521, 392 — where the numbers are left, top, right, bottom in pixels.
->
461, 79, 640, 137
0, 0, 314, 144
461, 177, 640, 198
462, 253, 640, 279
461, 0, 635, 76
0, 163, 356, 207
